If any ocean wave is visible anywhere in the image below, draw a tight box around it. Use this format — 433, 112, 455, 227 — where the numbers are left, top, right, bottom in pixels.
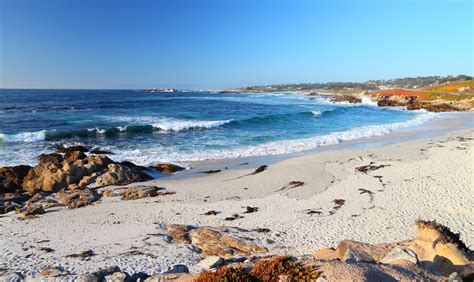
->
311, 110, 322, 117
151, 119, 233, 131
0, 130, 47, 143
155, 112, 439, 162
0, 118, 233, 143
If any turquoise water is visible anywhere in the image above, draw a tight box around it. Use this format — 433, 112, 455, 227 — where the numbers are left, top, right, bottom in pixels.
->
0, 89, 436, 166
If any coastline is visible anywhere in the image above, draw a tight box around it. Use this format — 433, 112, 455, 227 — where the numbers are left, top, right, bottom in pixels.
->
168, 111, 474, 179
1, 119, 472, 278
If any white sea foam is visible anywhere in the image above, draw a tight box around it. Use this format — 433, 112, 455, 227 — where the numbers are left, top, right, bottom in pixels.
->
151, 119, 233, 132
104, 116, 233, 132
361, 96, 379, 107
87, 127, 106, 134
0, 130, 46, 143
311, 110, 322, 117
125, 112, 439, 163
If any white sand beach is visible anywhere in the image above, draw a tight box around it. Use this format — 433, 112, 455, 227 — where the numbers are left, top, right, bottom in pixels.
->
1, 126, 472, 278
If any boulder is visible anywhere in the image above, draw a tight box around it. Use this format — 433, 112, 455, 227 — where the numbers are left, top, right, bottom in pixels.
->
189, 227, 268, 257
104, 271, 130, 282
94, 164, 150, 187
56, 145, 88, 154
0, 165, 32, 192
57, 188, 99, 208
121, 186, 159, 200
167, 224, 193, 244
38, 153, 63, 165
406, 220, 472, 275
162, 264, 189, 274
155, 163, 185, 174
196, 256, 223, 270
64, 150, 87, 162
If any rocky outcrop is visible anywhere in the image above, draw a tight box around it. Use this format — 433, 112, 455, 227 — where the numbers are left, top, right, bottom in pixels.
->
374, 95, 471, 112
0, 165, 32, 192
0, 146, 154, 214
330, 95, 362, 104
313, 220, 473, 276
166, 224, 268, 258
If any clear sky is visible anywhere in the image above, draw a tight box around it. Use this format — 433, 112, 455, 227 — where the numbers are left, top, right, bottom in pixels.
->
0, 0, 472, 89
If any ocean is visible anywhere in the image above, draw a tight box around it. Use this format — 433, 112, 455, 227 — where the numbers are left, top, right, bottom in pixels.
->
0, 89, 436, 167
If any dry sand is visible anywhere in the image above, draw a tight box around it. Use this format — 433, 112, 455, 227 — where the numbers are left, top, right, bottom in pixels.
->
1, 128, 473, 278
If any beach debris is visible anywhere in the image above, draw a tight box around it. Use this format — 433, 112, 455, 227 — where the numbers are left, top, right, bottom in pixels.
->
358, 188, 375, 203
227, 165, 269, 181
202, 169, 222, 174
333, 199, 345, 210
154, 163, 185, 174
254, 228, 271, 233
243, 206, 259, 213
40, 267, 66, 277
356, 163, 390, 174
39, 247, 55, 253
224, 214, 244, 221
276, 180, 305, 192
203, 210, 220, 216
66, 249, 95, 259
252, 165, 268, 175
305, 209, 323, 216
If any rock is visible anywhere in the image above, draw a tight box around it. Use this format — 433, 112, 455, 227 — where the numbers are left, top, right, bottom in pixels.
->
189, 227, 268, 257
155, 163, 185, 174
406, 220, 472, 275
331, 95, 362, 104
39, 267, 63, 277
0, 165, 32, 192
196, 256, 223, 270
76, 274, 100, 282
15, 202, 46, 218
121, 186, 159, 200
381, 247, 418, 265
56, 145, 88, 154
64, 150, 87, 162
167, 224, 193, 244
90, 148, 114, 155
162, 264, 189, 274
57, 188, 99, 208
343, 249, 375, 263
38, 153, 63, 165
104, 271, 130, 282
94, 164, 150, 187
447, 272, 462, 282
0, 272, 23, 281
0, 201, 20, 214
130, 272, 150, 281
166, 224, 268, 258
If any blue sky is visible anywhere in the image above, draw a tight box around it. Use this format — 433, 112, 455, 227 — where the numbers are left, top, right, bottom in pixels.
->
0, 0, 472, 89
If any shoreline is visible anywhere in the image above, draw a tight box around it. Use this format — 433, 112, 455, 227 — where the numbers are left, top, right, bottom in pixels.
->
166, 111, 474, 179
1, 123, 472, 278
